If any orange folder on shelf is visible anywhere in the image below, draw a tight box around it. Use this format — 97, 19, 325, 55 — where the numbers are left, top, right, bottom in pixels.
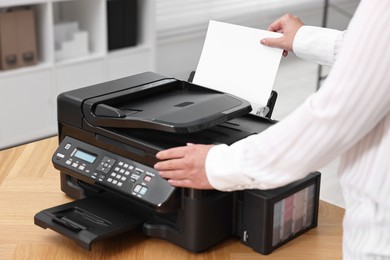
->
0, 8, 38, 70
0, 11, 20, 70
16, 9, 38, 67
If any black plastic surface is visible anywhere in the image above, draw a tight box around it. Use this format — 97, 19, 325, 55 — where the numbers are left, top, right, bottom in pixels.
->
34, 192, 150, 250
143, 192, 234, 253
78, 74, 252, 133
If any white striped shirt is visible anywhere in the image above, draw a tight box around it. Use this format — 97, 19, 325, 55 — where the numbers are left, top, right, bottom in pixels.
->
205, 0, 390, 258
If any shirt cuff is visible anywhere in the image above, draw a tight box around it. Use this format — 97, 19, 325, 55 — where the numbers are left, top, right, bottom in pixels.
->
293, 26, 341, 66
205, 144, 240, 191
206, 143, 260, 191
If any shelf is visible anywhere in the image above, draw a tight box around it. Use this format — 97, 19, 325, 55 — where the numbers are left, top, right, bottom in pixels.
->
0, 0, 46, 7
0, 0, 156, 149
52, 0, 106, 63
0, 62, 52, 79
107, 43, 152, 58
55, 52, 105, 67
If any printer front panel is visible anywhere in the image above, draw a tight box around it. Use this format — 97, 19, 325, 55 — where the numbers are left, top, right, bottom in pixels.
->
53, 135, 176, 211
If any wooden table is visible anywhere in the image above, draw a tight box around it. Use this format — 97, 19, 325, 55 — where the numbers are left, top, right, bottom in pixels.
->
0, 137, 345, 259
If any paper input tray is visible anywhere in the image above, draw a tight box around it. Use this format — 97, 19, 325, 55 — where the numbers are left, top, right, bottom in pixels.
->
34, 192, 150, 250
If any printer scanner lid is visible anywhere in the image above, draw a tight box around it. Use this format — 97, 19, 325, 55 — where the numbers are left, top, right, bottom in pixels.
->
69, 72, 252, 133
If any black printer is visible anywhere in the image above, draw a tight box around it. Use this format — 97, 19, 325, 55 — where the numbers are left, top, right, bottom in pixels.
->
35, 72, 321, 255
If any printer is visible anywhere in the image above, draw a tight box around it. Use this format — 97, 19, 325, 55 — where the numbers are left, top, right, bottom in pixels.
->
35, 72, 321, 255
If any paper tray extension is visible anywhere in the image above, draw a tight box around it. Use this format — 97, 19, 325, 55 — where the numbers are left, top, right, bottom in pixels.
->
34, 193, 149, 250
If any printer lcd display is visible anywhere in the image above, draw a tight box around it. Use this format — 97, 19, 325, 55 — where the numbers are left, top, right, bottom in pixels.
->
74, 149, 97, 164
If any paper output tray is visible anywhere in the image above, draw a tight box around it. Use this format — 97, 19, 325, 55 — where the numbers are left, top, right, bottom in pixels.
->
34, 192, 150, 250
82, 76, 252, 133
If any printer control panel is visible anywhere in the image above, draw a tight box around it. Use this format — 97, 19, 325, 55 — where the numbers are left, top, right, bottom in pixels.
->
52, 136, 175, 208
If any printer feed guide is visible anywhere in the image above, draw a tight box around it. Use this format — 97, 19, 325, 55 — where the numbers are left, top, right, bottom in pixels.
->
53, 136, 175, 208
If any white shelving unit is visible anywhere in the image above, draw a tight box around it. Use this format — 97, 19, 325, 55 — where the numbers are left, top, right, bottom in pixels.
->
0, 0, 156, 149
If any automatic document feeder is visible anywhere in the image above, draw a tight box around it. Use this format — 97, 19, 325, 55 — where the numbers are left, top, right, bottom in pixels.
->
35, 72, 321, 255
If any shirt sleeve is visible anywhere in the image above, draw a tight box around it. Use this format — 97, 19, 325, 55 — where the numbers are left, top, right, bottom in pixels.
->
205, 0, 390, 191
293, 26, 343, 66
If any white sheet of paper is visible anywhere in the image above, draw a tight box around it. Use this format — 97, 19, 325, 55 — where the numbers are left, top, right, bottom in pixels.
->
193, 20, 283, 115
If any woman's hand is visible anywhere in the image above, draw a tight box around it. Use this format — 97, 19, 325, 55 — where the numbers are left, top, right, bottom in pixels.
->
154, 144, 215, 189
261, 14, 304, 56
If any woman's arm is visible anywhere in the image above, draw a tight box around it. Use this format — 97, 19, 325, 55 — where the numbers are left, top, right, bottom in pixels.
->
261, 13, 345, 66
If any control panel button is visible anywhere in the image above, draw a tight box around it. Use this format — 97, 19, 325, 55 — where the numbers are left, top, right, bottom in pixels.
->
131, 174, 140, 181
139, 187, 148, 195
134, 185, 142, 193
96, 156, 116, 174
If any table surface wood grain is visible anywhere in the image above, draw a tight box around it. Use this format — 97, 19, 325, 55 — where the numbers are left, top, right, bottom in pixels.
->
0, 137, 345, 259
